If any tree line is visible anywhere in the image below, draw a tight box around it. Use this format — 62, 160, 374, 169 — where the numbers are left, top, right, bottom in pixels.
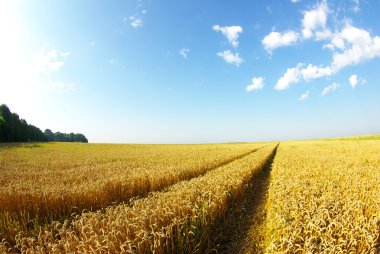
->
0, 104, 88, 143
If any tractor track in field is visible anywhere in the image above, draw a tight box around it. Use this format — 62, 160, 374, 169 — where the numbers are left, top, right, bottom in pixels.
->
116, 144, 272, 206
213, 143, 278, 254
156, 145, 269, 194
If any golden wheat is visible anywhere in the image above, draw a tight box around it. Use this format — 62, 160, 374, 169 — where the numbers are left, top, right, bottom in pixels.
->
13, 144, 277, 253
0, 142, 266, 246
3, 138, 378, 253
254, 140, 380, 253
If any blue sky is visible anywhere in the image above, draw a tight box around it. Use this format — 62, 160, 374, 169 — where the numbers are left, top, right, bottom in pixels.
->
1, 0, 380, 143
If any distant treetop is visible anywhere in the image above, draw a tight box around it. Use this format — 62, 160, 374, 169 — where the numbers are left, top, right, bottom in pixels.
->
44, 129, 88, 143
0, 104, 88, 143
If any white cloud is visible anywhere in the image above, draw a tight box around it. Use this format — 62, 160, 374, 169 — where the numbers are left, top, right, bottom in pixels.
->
0, 3, 75, 111
130, 17, 143, 28
217, 50, 243, 67
262, 31, 299, 53
321, 82, 339, 95
246, 77, 265, 92
275, 63, 333, 90
301, 64, 333, 80
274, 24, 380, 91
60, 51, 71, 57
213, 25, 243, 48
0, 46, 75, 111
261, 1, 329, 52
274, 45, 379, 90
33, 49, 75, 92
352, 0, 360, 13
302, 1, 328, 39
34, 49, 70, 73
315, 29, 332, 41
45, 81, 76, 91
128, 10, 146, 29
179, 48, 190, 58
275, 65, 302, 90
291, 0, 301, 3
348, 74, 365, 88
331, 25, 380, 72
261, 2, 328, 51
349, 74, 358, 88
262, 1, 380, 92
323, 34, 345, 50
299, 91, 310, 101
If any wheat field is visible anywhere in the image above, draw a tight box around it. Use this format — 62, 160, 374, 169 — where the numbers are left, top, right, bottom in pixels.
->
0, 142, 266, 246
241, 139, 380, 253
1, 137, 380, 253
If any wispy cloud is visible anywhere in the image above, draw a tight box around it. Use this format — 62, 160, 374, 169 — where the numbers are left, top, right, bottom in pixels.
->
246, 77, 265, 92
34, 49, 70, 73
217, 50, 243, 67
179, 48, 190, 58
0, 46, 75, 108
321, 82, 339, 95
291, 0, 301, 3
126, 9, 147, 29
33, 49, 76, 92
352, 0, 360, 13
44, 81, 76, 92
213, 25, 243, 48
130, 17, 143, 28
60, 51, 71, 57
299, 90, 310, 101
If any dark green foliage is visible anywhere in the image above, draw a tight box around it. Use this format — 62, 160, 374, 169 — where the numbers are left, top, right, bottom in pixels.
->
0, 104, 88, 143
0, 104, 47, 142
45, 130, 88, 143
44, 129, 55, 141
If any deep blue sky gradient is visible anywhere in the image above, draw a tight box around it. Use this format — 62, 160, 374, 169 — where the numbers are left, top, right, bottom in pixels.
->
1, 0, 379, 143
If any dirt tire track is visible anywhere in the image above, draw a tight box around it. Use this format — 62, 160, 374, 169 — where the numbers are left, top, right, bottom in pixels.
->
212, 143, 278, 253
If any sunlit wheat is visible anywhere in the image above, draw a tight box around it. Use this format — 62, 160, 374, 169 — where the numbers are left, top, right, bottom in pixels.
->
14, 145, 277, 253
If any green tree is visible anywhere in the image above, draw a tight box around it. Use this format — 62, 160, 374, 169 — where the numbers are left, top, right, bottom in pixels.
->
0, 104, 88, 143
44, 129, 55, 141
